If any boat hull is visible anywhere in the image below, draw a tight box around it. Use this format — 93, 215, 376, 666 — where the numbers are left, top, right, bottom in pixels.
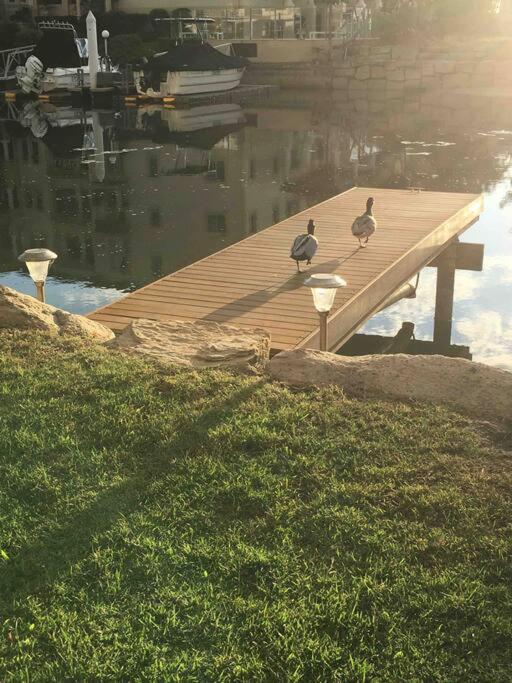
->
134, 67, 245, 98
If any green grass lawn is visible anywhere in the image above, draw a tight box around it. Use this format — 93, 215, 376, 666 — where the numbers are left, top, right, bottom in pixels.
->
0, 331, 511, 682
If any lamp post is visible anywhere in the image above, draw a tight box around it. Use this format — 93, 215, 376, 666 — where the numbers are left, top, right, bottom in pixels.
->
18, 248, 57, 303
101, 29, 110, 71
304, 273, 347, 351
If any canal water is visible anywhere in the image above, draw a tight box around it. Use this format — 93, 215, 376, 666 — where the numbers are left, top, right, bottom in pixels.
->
0, 91, 511, 369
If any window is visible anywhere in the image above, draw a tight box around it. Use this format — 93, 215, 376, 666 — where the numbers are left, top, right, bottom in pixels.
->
207, 214, 226, 233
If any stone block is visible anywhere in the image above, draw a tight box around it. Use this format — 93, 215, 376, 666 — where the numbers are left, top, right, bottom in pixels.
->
460, 61, 477, 73
373, 45, 392, 55
442, 72, 470, 89
387, 69, 405, 82
405, 68, 422, 81
349, 78, 368, 90
371, 65, 386, 79
421, 75, 439, 90
369, 78, 387, 90
386, 80, 405, 91
476, 61, 495, 74
434, 60, 455, 75
355, 65, 371, 80
392, 46, 418, 61
470, 72, 492, 88
421, 61, 435, 77
332, 77, 349, 89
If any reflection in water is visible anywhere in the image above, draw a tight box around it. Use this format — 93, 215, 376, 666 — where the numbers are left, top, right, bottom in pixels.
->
0, 91, 511, 370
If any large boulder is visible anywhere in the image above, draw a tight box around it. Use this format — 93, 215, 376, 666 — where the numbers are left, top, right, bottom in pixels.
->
0, 285, 114, 342
107, 318, 270, 370
268, 350, 512, 422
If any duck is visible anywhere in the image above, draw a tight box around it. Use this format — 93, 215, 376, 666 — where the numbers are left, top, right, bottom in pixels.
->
352, 196, 377, 248
290, 219, 318, 272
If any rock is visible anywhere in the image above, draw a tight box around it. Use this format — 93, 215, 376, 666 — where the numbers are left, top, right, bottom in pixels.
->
107, 318, 270, 370
268, 350, 512, 422
0, 285, 114, 342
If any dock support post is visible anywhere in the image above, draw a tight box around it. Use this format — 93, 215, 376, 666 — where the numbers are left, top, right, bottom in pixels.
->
433, 243, 457, 351
319, 311, 328, 351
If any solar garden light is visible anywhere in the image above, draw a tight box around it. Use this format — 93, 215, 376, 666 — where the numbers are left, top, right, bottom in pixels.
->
18, 248, 57, 303
304, 273, 347, 351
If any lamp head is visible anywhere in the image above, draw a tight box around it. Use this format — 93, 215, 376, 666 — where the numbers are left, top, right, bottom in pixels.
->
18, 248, 57, 284
304, 273, 347, 313
102, 30, 110, 38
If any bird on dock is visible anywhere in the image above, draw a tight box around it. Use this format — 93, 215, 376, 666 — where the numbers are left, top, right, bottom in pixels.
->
290, 219, 318, 272
352, 197, 377, 248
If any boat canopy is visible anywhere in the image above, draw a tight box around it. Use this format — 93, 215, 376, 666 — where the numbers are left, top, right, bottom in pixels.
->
33, 27, 82, 69
143, 42, 247, 73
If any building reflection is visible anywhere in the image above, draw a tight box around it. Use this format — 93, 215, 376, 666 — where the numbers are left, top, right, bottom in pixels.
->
0, 99, 328, 291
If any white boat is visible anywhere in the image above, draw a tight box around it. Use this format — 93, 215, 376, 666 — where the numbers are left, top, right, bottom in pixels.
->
135, 67, 245, 98
16, 19, 120, 95
133, 17, 246, 99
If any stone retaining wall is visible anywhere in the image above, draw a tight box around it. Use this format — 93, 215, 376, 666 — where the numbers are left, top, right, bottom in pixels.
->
333, 40, 512, 93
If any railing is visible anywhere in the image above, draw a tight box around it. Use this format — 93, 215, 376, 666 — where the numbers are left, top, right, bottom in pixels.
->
0, 45, 35, 81
194, 7, 373, 41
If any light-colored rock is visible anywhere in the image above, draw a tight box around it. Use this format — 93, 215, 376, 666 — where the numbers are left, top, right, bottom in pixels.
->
268, 350, 512, 422
108, 318, 270, 369
0, 285, 114, 342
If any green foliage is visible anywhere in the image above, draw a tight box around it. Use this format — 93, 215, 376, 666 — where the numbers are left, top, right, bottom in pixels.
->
0, 21, 38, 50
0, 331, 511, 680
109, 33, 147, 66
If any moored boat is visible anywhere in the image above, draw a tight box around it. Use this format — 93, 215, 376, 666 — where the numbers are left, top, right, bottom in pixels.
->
16, 18, 121, 95
133, 19, 247, 99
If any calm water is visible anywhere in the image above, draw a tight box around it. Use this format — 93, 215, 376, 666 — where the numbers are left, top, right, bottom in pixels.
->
1, 91, 511, 369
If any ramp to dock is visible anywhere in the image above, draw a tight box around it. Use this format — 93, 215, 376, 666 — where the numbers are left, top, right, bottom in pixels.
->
89, 187, 483, 352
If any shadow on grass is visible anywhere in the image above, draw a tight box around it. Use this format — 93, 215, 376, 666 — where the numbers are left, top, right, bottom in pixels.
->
1, 381, 263, 606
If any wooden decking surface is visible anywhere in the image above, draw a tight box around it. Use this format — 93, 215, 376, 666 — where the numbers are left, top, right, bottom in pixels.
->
89, 187, 483, 352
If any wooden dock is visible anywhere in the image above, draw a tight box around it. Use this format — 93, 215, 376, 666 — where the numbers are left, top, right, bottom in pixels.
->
88, 187, 483, 352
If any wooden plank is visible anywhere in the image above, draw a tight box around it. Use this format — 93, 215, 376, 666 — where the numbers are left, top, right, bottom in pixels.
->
88, 187, 483, 352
